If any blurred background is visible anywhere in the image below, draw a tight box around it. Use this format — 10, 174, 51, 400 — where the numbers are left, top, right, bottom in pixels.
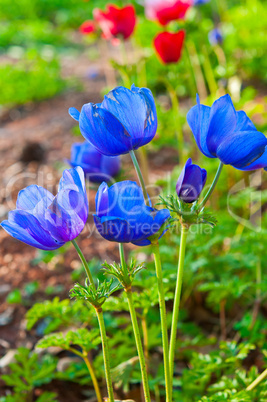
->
1, 0, 267, 401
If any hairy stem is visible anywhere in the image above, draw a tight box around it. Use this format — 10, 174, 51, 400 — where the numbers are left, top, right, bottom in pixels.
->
129, 149, 150, 206
198, 162, 224, 211
153, 244, 172, 401
71, 239, 95, 289
70, 348, 102, 402
119, 243, 151, 401
169, 226, 188, 388
125, 289, 151, 402
72, 240, 114, 401
96, 309, 115, 402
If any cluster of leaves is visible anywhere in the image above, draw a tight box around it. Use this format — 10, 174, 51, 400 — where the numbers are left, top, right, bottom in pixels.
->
0, 347, 57, 402
0, 50, 66, 107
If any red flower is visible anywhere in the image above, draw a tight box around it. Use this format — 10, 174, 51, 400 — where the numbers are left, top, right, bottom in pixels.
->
79, 20, 95, 35
93, 4, 136, 41
145, 0, 191, 26
154, 31, 186, 64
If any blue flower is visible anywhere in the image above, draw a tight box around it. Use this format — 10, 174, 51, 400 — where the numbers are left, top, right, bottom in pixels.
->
1, 167, 88, 250
67, 141, 120, 183
94, 181, 170, 246
193, 0, 210, 5
187, 94, 267, 169
69, 85, 157, 156
208, 28, 223, 45
176, 158, 207, 203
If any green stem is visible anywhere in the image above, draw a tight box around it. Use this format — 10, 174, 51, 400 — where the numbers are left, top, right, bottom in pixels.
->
69, 348, 102, 402
141, 314, 149, 365
129, 149, 150, 206
246, 368, 267, 391
198, 162, 224, 211
119, 242, 129, 283
119, 244, 151, 401
125, 289, 151, 402
169, 226, 188, 386
72, 240, 114, 402
153, 244, 172, 402
71, 239, 95, 290
96, 309, 115, 402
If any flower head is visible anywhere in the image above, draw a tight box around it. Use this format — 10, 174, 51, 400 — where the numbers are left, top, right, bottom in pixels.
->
193, 0, 210, 5
187, 94, 267, 169
79, 20, 96, 35
208, 28, 223, 45
93, 4, 136, 40
176, 158, 207, 203
67, 141, 120, 183
94, 181, 170, 246
69, 85, 157, 156
154, 31, 185, 64
145, 0, 191, 25
1, 167, 88, 250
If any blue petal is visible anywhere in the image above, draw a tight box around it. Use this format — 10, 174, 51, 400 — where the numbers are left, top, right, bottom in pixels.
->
234, 148, 267, 171
216, 131, 267, 168
132, 238, 151, 246
16, 185, 53, 211
176, 158, 192, 195
59, 167, 87, 213
101, 86, 148, 149
187, 95, 213, 158
94, 215, 133, 243
107, 181, 147, 219
45, 189, 88, 243
236, 111, 257, 132
79, 103, 132, 156
181, 164, 204, 202
132, 86, 158, 148
202, 169, 207, 185
100, 155, 121, 178
153, 208, 171, 231
69, 107, 80, 121
206, 94, 237, 155
95, 182, 109, 217
129, 205, 154, 240
1, 211, 62, 250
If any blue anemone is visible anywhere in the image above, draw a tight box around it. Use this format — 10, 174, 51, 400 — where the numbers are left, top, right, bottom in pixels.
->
176, 158, 207, 203
1, 167, 88, 250
69, 85, 157, 156
67, 141, 120, 182
208, 28, 223, 45
94, 181, 170, 246
187, 94, 267, 170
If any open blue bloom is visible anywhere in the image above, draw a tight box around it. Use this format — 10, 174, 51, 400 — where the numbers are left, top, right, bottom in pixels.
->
176, 158, 207, 203
187, 94, 267, 169
94, 181, 170, 246
1, 167, 88, 250
69, 85, 157, 156
208, 28, 223, 45
67, 141, 120, 183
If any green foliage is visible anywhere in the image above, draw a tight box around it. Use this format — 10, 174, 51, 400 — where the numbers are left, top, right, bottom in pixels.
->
37, 328, 101, 353
26, 297, 94, 333
1, 348, 57, 399
0, 51, 66, 107
0, 392, 57, 402
6, 289, 22, 304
